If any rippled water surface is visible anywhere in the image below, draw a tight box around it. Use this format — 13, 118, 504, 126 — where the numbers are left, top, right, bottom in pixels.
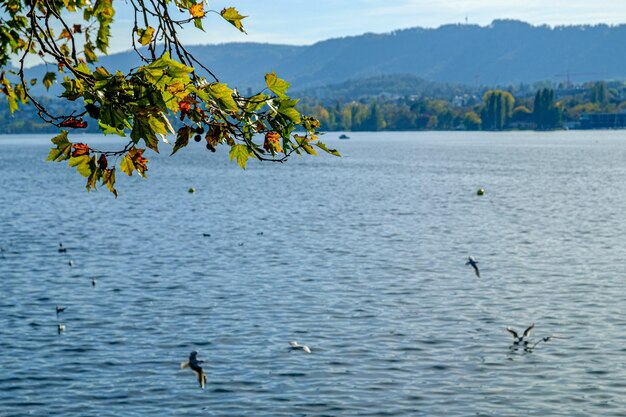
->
1, 131, 626, 416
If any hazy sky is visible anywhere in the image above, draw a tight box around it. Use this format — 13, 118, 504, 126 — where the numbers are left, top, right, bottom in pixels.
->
108, 0, 626, 52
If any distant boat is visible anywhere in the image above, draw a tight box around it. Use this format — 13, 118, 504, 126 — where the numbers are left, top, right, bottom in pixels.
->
339, 134, 350, 139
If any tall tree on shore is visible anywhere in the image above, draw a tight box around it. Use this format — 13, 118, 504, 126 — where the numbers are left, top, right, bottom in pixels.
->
481, 90, 514, 130
533, 88, 561, 130
0, 0, 338, 196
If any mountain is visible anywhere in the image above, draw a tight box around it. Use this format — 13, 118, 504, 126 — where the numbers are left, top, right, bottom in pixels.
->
25, 19, 626, 95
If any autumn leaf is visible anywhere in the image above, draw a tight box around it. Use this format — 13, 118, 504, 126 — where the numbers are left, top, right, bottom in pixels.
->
58, 28, 72, 41
263, 131, 283, 154
189, 2, 205, 19
103, 169, 118, 198
220, 7, 247, 33
71, 143, 90, 157
136, 26, 155, 46
98, 154, 108, 170
171, 126, 192, 155
130, 147, 149, 177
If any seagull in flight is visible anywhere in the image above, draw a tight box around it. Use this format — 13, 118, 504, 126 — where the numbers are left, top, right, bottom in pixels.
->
181, 351, 207, 389
465, 256, 480, 277
506, 323, 535, 345
289, 341, 312, 354
56, 306, 67, 316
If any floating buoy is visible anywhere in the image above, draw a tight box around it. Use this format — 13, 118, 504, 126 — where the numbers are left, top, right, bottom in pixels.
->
188, 187, 196, 194
477, 188, 485, 196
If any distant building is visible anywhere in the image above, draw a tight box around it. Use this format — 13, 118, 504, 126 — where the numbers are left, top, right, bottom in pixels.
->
579, 112, 626, 129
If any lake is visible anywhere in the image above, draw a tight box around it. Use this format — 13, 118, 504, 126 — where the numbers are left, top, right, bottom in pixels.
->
1, 131, 626, 416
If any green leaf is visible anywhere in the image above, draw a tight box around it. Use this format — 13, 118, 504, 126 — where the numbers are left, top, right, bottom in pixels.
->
93, 67, 111, 81
131, 116, 159, 152
229, 144, 250, 169
171, 126, 192, 155
278, 98, 301, 124
69, 155, 92, 177
314, 141, 341, 157
84, 41, 98, 63
207, 83, 238, 111
220, 7, 247, 33
43, 72, 56, 90
47, 131, 72, 162
265, 72, 290, 99
244, 93, 268, 113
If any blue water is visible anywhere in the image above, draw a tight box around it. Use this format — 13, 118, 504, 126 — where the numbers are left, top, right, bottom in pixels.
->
1, 131, 626, 416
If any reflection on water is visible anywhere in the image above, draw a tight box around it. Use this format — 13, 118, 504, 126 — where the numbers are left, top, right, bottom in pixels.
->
1, 131, 626, 416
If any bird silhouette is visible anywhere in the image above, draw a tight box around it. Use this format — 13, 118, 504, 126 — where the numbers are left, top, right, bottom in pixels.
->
58, 243, 67, 253
91, 278, 97, 287
57, 323, 66, 335
465, 256, 480, 277
506, 323, 535, 345
56, 306, 67, 316
289, 341, 312, 354
181, 351, 207, 389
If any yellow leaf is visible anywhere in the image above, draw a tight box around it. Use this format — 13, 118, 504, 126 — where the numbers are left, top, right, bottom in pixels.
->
136, 26, 155, 46
220, 7, 247, 33
189, 2, 205, 19
58, 28, 72, 41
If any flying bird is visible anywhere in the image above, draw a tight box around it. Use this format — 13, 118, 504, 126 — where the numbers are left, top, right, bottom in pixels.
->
289, 341, 312, 354
56, 306, 67, 316
506, 323, 535, 345
58, 243, 67, 253
181, 351, 207, 389
465, 256, 480, 277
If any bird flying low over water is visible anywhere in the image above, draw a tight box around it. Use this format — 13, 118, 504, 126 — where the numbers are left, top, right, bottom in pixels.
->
465, 256, 480, 277
506, 323, 535, 345
56, 306, 67, 316
181, 351, 207, 389
289, 341, 312, 354
58, 243, 67, 253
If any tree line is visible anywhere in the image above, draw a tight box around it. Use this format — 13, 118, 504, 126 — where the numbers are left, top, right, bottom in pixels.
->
3, 81, 626, 134
297, 81, 626, 131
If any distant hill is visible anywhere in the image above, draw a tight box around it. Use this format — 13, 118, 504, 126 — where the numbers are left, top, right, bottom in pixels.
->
23, 19, 626, 96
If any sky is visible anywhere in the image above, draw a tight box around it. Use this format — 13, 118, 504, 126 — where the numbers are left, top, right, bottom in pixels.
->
107, 0, 626, 53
